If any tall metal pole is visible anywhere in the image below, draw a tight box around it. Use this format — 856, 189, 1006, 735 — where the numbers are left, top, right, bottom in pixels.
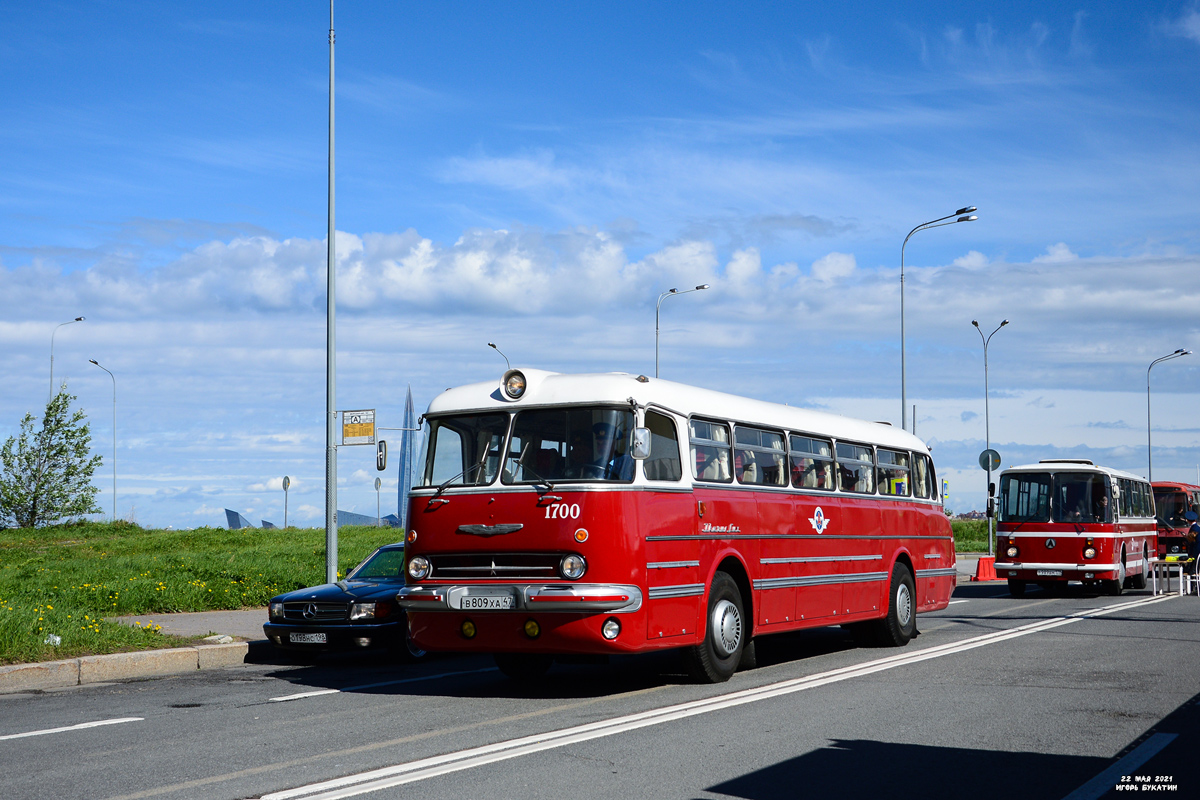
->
89, 359, 116, 521
900, 208, 977, 431
1148, 349, 1190, 482
655, 284, 709, 378
50, 317, 84, 398
973, 319, 1009, 557
324, 0, 339, 584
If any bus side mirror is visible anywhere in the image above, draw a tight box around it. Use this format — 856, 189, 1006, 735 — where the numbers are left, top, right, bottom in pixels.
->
631, 428, 651, 460
376, 440, 387, 471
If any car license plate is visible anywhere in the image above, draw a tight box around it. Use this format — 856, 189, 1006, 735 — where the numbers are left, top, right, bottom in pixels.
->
290, 632, 327, 644
452, 590, 515, 611
1036, 569, 1063, 577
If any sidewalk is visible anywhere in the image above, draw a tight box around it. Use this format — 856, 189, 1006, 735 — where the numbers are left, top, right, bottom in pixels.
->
0, 608, 271, 695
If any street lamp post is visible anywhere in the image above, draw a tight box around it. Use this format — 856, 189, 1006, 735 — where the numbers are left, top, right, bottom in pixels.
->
1148, 349, 1190, 482
51, 317, 85, 397
375, 477, 382, 527
88, 359, 116, 522
655, 284, 710, 378
972, 319, 1009, 556
324, 0, 339, 584
901, 209, 977, 431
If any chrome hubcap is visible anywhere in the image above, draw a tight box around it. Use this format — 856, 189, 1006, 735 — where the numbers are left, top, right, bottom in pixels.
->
711, 599, 742, 657
896, 583, 913, 628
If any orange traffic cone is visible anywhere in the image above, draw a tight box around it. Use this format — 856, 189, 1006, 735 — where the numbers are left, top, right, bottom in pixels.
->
971, 556, 998, 582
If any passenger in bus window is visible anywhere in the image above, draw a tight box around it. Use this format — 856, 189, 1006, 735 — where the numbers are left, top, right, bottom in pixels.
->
1093, 493, 1110, 523
564, 430, 591, 478
591, 422, 633, 480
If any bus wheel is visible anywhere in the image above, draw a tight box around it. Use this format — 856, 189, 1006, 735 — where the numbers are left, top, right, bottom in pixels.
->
1007, 579, 1026, 598
1129, 546, 1149, 591
685, 572, 744, 683
1105, 558, 1126, 596
493, 653, 553, 681
876, 563, 917, 647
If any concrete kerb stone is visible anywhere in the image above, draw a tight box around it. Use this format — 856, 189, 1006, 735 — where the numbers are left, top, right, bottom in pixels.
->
0, 642, 253, 694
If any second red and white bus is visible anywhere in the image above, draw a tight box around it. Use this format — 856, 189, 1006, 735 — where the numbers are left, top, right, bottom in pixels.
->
397, 368, 955, 682
994, 460, 1156, 597
1151, 481, 1200, 558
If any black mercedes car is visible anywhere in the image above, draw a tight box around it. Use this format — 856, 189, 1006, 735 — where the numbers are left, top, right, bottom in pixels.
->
263, 542, 424, 659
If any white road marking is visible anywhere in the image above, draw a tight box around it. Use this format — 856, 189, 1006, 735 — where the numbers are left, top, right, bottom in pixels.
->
268, 668, 496, 702
0, 717, 143, 741
1062, 732, 1178, 800
263, 593, 1174, 800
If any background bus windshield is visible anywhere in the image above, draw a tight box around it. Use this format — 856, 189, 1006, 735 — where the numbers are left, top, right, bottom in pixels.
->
1000, 471, 1112, 524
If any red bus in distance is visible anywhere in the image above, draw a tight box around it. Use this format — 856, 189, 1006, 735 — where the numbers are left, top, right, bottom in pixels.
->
995, 460, 1155, 597
1151, 481, 1200, 558
397, 368, 956, 682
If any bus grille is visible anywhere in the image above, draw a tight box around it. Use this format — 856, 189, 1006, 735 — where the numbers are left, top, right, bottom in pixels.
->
430, 553, 563, 580
282, 602, 348, 621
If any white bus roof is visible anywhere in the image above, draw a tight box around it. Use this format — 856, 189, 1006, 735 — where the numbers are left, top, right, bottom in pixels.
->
1002, 460, 1149, 482
425, 368, 932, 454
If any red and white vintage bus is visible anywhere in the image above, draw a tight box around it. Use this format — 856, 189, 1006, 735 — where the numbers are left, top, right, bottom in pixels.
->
994, 460, 1156, 597
397, 368, 956, 682
1152, 481, 1200, 558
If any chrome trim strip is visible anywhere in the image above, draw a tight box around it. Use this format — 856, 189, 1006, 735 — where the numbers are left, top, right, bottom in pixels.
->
753, 571, 888, 590
647, 561, 701, 569
761, 554, 881, 564
647, 583, 705, 599
914, 567, 958, 578
994, 562, 1118, 572
397, 583, 643, 613
923, 553, 942, 560
456, 523, 524, 536
647, 534, 953, 541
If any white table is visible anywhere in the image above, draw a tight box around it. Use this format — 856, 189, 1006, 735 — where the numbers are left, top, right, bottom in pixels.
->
1150, 558, 1193, 596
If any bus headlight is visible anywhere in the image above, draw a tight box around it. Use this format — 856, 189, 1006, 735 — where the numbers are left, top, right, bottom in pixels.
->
502, 369, 527, 399
1083, 546, 1096, 559
559, 554, 587, 580
1005, 545, 1019, 559
407, 556, 431, 580
602, 618, 621, 640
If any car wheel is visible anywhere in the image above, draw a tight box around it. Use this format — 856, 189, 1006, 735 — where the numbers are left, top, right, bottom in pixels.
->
685, 572, 745, 683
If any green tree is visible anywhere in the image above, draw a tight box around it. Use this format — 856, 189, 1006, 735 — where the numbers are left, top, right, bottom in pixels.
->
0, 387, 103, 528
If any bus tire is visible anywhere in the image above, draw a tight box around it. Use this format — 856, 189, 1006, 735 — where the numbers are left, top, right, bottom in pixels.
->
397, 630, 427, 662
737, 638, 758, 671
875, 563, 917, 647
493, 653, 553, 681
1007, 579, 1026, 598
685, 572, 745, 683
1129, 546, 1149, 591
1105, 557, 1126, 596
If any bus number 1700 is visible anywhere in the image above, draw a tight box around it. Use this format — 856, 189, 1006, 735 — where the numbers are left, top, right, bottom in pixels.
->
545, 503, 581, 520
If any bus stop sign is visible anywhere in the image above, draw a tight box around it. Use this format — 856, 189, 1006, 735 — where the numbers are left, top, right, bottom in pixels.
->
979, 449, 1001, 471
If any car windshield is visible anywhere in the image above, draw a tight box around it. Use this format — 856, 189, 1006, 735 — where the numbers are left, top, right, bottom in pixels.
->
503, 406, 636, 484
1155, 491, 1189, 527
348, 548, 406, 581
1052, 472, 1112, 524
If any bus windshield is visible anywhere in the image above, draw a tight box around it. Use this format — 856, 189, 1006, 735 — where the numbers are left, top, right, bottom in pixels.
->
999, 472, 1052, 522
503, 406, 636, 484
1154, 490, 1190, 528
420, 414, 509, 487
1052, 472, 1111, 523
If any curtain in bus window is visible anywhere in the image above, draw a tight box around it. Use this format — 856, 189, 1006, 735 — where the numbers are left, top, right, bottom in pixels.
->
999, 472, 1051, 522
421, 414, 509, 487
502, 407, 635, 484
690, 420, 732, 482
1052, 472, 1112, 523
790, 435, 835, 490
644, 410, 683, 481
734, 426, 786, 486
876, 449, 911, 497
835, 443, 875, 494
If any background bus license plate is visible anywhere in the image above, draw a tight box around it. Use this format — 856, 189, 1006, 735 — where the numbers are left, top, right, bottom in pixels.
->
1036, 569, 1063, 576
459, 594, 514, 610
290, 632, 326, 644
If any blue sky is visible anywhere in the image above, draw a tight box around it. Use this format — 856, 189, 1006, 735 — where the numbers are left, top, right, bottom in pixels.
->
3, 2, 1200, 526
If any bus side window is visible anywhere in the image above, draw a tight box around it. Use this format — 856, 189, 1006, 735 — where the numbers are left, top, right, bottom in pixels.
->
877, 448, 910, 497
690, 419, 732, 483
835, 442, 876, 494
644, 410, 682, 481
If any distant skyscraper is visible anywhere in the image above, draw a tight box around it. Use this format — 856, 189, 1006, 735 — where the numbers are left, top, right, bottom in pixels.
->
397, 385, 416, 532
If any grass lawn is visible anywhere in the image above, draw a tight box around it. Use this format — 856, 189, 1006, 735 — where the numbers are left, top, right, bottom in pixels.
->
0, 521, 401, 666
951, 519, 991, 553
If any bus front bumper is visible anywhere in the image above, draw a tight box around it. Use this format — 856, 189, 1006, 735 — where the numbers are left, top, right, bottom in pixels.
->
995, 562, 1119, 578
397, 583, 643, 613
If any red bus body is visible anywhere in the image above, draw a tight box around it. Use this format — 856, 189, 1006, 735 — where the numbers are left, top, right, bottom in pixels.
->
995, 460, 1156, 596
398, 369, 955, 675
1151, 481, 1200, 558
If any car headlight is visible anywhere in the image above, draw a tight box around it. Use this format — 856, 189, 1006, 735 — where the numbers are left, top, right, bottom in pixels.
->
1005, 545, 1019, 559
560, 553, 587, 580
269, 602, 284, 620
408, 556, 431, 580
350, 602, 391, 620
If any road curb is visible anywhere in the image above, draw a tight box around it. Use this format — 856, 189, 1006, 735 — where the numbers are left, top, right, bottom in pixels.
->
0, 641, 254, 695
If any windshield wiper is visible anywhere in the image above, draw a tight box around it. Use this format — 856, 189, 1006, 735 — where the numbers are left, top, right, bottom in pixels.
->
433, 462, 484, 498
506, 457, 554, 492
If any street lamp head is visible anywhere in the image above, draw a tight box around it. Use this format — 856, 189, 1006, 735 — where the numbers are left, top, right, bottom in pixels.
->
971, 320, 980, 328
957, 215, 978, 223
1000, 319, 1010, 327
955, 206, 977, 215
75, 316, 85, 322
669, 288, 679, 294
696, 284, 710, 291
89, 359, 98, 365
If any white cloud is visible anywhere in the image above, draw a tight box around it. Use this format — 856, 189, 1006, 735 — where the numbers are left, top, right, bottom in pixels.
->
810, 252, 856, 283
1032, 242, 1078, 263
1168, 10, 1200, 44
952, 250, 989, 268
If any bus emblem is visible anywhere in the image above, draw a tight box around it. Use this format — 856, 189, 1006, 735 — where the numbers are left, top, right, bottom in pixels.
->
809, 507, 830, 534
1045, 538, 1056, 549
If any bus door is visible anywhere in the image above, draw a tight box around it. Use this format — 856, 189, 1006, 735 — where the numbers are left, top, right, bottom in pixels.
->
786, 435, 842, 622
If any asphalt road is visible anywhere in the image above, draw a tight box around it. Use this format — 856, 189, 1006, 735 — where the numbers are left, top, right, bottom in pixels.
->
3, 582, 1198, 800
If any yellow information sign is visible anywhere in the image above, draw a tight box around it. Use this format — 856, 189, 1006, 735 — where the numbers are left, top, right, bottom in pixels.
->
341, 409, 376, 446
